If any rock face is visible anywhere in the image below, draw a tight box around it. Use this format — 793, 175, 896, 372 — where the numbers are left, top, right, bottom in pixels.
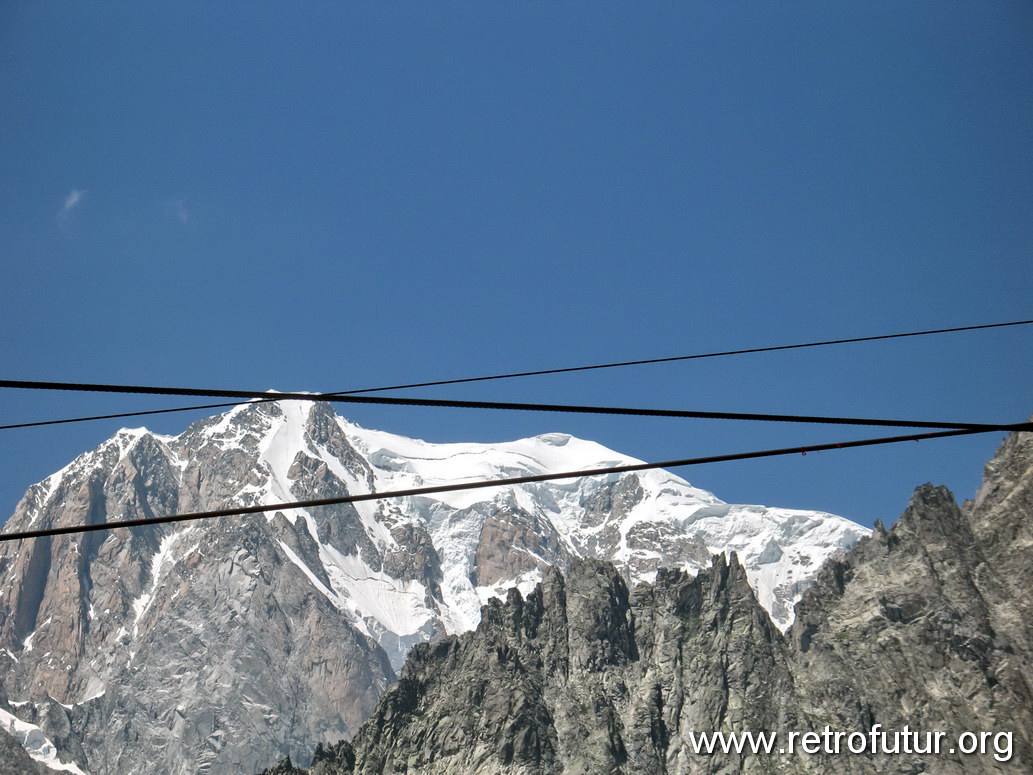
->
0, 729, 45, 775
0, 406, 396, 775
0, 399, 867, 775
784, 424, 1033, 774
0, 683, 66, 774
262, 426, 1033, 775
324, 557, 791, 775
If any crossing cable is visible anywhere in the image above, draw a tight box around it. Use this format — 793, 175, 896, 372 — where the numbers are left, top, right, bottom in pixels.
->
0, 400, 279, 431
1, 378, 1031, 433
1, 425, 1026, 543
2, 318, 1031, 432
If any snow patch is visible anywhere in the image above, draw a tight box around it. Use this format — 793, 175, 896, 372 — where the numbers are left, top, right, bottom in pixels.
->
319, 544, 433, 638
256, 401, 318, 533
131, 528, 194, 639
0, 706, 89, 774
112, 428, 149, 461
79, 681, 105, 704
278, 541, 346, 611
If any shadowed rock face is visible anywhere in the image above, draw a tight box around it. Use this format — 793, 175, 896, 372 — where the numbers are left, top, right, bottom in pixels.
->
0, 407, 398, 775
0, 730, 45, 775
785, 478, 1033, 774
261, 427, 1033, 775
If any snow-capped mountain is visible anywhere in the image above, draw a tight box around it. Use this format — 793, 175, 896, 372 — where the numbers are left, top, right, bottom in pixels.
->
0, 399, 868, 774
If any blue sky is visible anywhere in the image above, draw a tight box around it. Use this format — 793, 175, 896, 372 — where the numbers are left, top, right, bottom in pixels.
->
1, 1, 1031, 528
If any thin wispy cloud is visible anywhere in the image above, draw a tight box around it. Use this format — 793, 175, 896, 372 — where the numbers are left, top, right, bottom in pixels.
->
173, 199, 190, 224
57, 189, 87, 221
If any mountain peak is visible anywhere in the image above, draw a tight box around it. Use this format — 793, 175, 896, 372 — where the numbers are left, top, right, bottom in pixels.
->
0, 401, 869, 774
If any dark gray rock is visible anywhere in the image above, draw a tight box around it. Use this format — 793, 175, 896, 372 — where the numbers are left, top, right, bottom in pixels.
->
0, 684, 45, 775
0, 728, 45, 775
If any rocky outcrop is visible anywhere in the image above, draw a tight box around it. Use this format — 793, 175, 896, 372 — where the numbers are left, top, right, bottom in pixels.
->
785, 482, 1033, 773
783, 421, 1033, 775
262, 426, 1033, 774
0, 729, 45, 775
281, 556, 796, 775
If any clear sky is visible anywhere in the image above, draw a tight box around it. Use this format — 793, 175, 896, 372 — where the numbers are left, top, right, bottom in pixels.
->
1, 1, 1031, 529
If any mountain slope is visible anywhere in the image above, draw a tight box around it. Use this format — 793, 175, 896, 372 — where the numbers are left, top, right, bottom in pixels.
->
0, 399, 867, 774
264, 424, 1033, 775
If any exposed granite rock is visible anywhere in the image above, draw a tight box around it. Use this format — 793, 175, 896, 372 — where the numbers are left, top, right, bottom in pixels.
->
964, 424, 1033, 656
0, 728, 45, 775
471, 506, 569, 587
788, 481, 1033, 773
